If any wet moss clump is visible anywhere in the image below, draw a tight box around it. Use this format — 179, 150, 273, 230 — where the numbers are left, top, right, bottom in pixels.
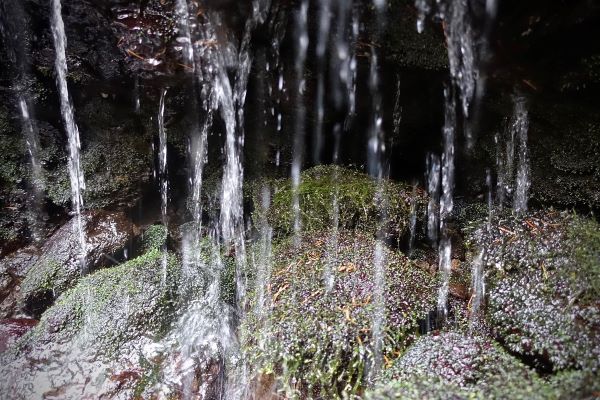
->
12, 249, 180, 358
141, 224, 168, 252
45, 133, 152, 209
241, 230, 438, 399
0, 248, 181, 398
466, 210, 600, 371
257, 165, 425, 241
368, 331, 600, 399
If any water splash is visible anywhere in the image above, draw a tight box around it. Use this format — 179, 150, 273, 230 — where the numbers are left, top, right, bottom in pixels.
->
50, 0, 87, 271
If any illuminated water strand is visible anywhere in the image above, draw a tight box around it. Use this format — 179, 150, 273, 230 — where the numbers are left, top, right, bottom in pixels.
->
158, 89, 169, 285
50, 0, 87, 271
437, 88, 456, 320
291, 0, 309, 247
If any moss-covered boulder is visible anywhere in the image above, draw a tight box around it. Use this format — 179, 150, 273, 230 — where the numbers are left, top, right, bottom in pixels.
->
20, 210, 136, 316
241, 230, 438, 399
258, 165, 426, 241
367, 332, 600, 400
380, 332, 540, 389
466, 210, 600, 371
0, 248, 180, 399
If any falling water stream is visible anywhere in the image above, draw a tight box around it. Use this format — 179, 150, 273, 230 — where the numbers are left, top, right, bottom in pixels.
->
50, 0, 87, 271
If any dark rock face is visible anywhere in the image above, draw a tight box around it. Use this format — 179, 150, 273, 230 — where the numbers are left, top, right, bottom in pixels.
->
20, 210, 136, 316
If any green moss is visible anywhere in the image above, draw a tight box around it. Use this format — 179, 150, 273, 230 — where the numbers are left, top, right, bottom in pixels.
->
368, 331, 589, 400
45, 134, 152, 208
14, 248, 180, 358
241, 230, 438, 399
566, 215, 600, 301
466, 210, 600, 371
257, 165, 424, 241
141, 224, 168, 252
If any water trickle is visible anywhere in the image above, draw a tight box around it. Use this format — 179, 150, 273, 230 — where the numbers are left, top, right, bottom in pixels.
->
18, 96, 45, 242
158, 89, 169, 285
512, 97, 530, 215
426, 153, 441, 244
313, 0, 331, 164
408, 183, 419, 258
437, 88, 456, 319
291, 0, 309, 247
367, 50, 385, 179
175, 0, 194, 71
469, 249, 486, 326
495, 95, 530, 214
51, 0, 87, 271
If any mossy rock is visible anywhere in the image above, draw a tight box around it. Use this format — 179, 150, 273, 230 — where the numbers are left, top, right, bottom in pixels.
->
367, 372, 599, 400
365, 375, 475, 400
45, 133, 153, 209
241, 229, 438, 399
20, 211, 135, 316
380, 331, 539, 388
367, 331, 597, 400
256, 165, 426, 241
0, 248, 181, 398
140, 224, 169, 252
466, 210, 600, 371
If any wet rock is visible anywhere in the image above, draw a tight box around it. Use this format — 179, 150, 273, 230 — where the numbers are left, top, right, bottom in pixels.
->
241, 229, 438, 398
0, 248, 181, 399
382, 331, 537, 387
466, 210, 600, 371
257, 165, 427, 242
367, 331, 573, 400
20, 210, 136, 316
0, 246, 39, 318
0, 318, 38, 353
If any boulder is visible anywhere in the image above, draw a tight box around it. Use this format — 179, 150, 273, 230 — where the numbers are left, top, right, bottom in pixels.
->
0, 248, 180, 399
466, 210, 600, 371
20, 210, 136, 316
257, 165, 426, 242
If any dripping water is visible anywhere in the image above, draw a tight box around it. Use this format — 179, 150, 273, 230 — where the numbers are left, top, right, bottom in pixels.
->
291, 0, 309, 247
18, 96, 45, 243
512, 97, 530, 215
437, 88, 456, 320
158, 89, 169, 285
50, 0, 87, 271
426, 153, 441, 244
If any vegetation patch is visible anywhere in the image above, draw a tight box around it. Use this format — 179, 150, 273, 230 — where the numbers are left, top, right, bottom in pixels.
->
242, 229, 438, 399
